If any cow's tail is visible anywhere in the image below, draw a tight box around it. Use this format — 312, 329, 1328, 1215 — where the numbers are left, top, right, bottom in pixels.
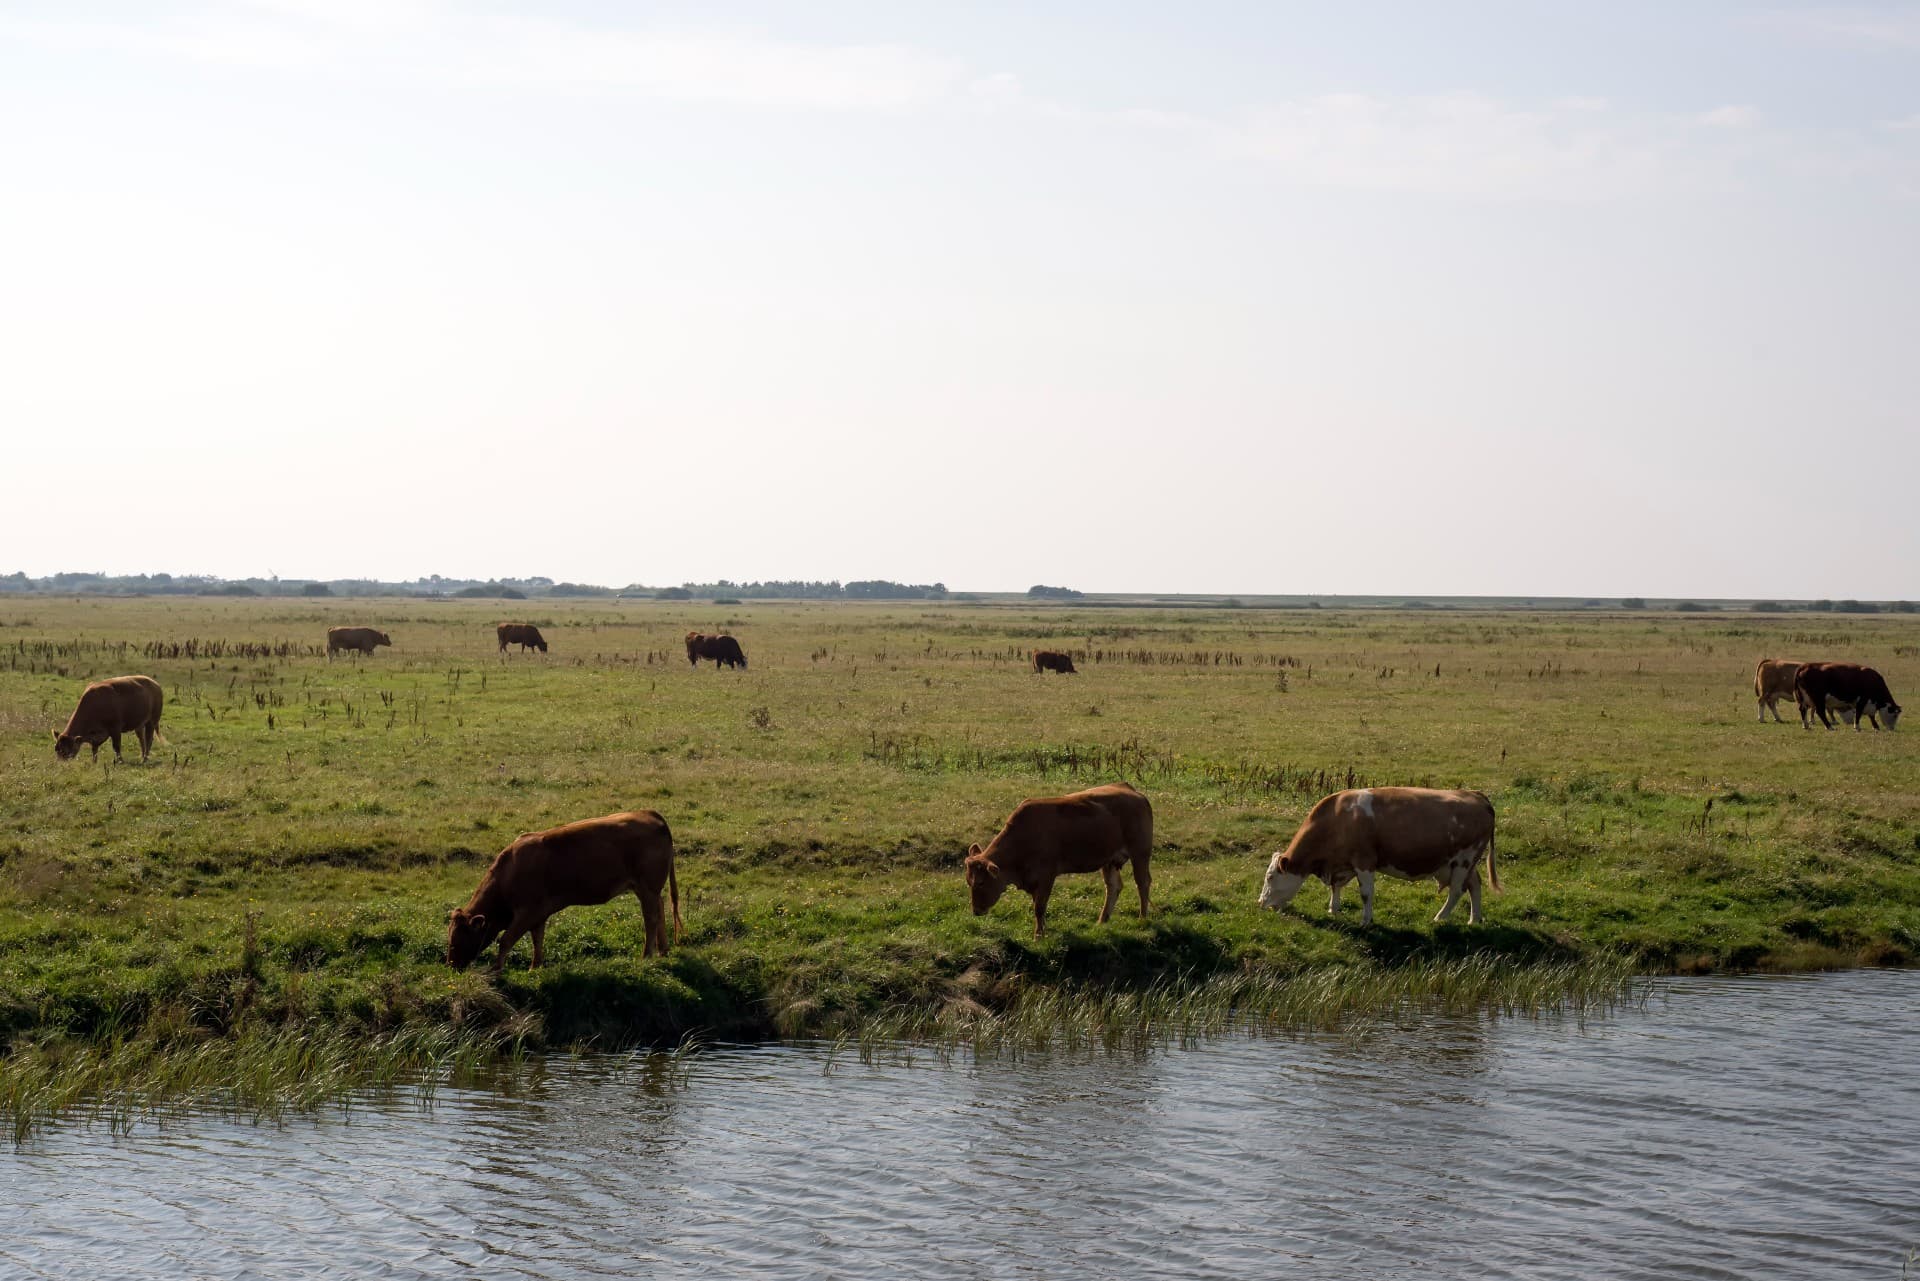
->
1484, 825, 1504, 895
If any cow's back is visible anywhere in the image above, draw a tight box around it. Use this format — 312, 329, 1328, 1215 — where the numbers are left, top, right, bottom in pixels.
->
84, 675, 162, 729
991, 784, 1146, 877
1295, 786, 1491, 877
485, 811, 670, 906
1756, 659, 1799, 698
1075, 782, 1152, 856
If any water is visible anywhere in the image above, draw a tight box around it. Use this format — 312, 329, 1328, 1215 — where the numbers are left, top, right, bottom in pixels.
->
4, 970, 1917, 1279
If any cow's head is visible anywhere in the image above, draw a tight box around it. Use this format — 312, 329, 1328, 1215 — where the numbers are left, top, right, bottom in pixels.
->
51, 731, 81, 761
446, 908, 501, 969
375, 632, 392, 647
963, 845, 1006, 915
1880, 701, 1902, 730
1258, 851, 1306, 911
535, 638, 548, 653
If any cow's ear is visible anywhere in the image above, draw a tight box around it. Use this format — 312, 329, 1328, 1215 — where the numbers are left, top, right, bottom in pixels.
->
469, 913, 487, 933
967, 843, 982, 858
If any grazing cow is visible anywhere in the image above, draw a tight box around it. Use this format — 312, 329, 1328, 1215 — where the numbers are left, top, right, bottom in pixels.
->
447, 810, 681, 973
1754, 659, 1802, 723
497, 623, 548, 654
327, 626, 391, 659
53, 675, 164, 763
1032, 650, 1077, 674
1754, 659, 1857, 726
685, 632, 748, 669
1794, 662, 1901, 731
1258, 787, 1500, 927
963, 782, 1152, 938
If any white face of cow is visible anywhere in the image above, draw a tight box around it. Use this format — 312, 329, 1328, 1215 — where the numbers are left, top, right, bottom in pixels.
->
1259, 855, 1305, 911
1880, 704, 1901, 731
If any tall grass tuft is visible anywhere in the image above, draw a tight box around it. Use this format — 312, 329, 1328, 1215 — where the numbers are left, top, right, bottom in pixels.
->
1, 1020, 533, 1144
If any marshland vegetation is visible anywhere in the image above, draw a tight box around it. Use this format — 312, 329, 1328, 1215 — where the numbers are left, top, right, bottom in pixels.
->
1, 596, 1914, 1131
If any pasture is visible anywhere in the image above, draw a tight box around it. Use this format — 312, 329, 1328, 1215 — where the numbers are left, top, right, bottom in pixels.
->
2, 596, 1917, 1111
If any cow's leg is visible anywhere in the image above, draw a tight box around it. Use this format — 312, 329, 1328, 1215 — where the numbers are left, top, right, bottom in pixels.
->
1098, 865, 1122, 924
637, 886, 666, 956
1435, 853, 1469, 922
137, 724, 153, 760
1328, 878, 1343, 914
1356, 870, 1375, 927
1131, 855, 1151, 919
1030, 881, 1052, 939
529, 921, 547, 969
109, 732, 123, 760
492, 918, 534, 973
1465, 869, 1485, 925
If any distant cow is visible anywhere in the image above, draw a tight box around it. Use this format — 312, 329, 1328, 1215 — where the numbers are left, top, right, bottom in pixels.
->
53, 675, 164, 763
1259, 787, 1500, 927
964, 782, 1152, 938
497, 623, 548, 654
1794, 662, 1901, 731
447, 810, 681, 973
1754, 659, 1802, 723
1755, 659, 1857, 726
327, 626, 391, 659
1032, 650, 1077, 674
685, 632, 747, 669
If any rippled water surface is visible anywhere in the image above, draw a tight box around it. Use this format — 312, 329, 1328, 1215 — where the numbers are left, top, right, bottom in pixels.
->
5, 970, 1918, 1279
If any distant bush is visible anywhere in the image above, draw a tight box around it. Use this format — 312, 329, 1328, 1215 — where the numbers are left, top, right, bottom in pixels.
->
712, 597, 742, 605
547, 582, 612, 598
453, 585, 525, 600
1674, 601, 1709, 612
1834, 600, 1881, 614
1620, 598, 1647, 610
656, 587, 693, 601
1750, 601, 1787, 612
301, 582, 333, 597
1028, 585, 1083, 599
217, 584, 259, 597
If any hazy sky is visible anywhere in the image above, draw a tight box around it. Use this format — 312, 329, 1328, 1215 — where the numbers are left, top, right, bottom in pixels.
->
3, 2, 1916, 596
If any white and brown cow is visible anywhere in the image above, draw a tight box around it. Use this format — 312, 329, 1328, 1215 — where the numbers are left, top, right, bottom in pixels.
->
1258, 787, 1500, 926
1794, 662, 1901, 731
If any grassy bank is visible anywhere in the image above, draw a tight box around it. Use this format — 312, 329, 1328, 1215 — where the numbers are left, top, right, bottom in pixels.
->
2, 597, 1916, 1130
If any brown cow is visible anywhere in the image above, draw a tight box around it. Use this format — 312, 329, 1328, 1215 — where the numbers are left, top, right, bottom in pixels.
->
53, 675, 164, 762
447, 810, 681, 972
327, 626, 391, 659
1755, 659, 1857, 726
685, 632, 748, 669
497, 623, 548, 654
1032, 649, 1077, 674
1258, 787, 1500, 927
1754, 659, 1801, 723
963, 782, 1152, 938
1794, 662, 1901, 731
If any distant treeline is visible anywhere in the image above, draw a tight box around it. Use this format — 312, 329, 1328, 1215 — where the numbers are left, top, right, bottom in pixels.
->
0, 572, 950, 601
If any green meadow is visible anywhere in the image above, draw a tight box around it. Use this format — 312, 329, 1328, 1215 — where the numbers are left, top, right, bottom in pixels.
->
2, 596, 1916, 1128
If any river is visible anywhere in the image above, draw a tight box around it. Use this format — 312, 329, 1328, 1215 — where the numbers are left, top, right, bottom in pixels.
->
4, 969, 1917, 1279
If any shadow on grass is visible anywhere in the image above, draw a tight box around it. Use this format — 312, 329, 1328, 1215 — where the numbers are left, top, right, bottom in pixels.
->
512, 953, 775, 1046
1294, 915, 1583, 966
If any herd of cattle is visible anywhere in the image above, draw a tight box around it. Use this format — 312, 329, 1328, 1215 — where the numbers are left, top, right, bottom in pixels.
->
1752, 659, 1902, 730
40, 627, 1905, 974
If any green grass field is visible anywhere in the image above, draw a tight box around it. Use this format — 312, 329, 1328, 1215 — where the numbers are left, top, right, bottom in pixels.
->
2, 596, 1916, 1123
